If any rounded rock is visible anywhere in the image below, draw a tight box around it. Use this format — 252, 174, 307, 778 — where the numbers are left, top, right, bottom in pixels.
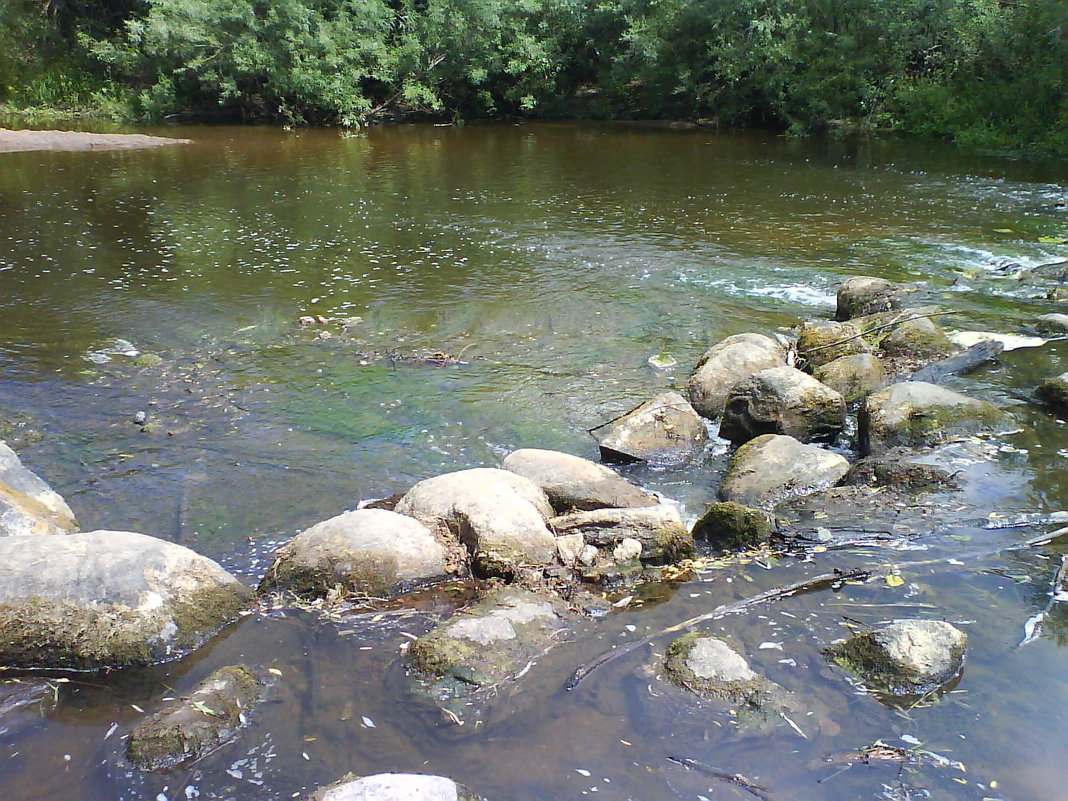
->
501, 448, 658, 512
686, 334, 787, 419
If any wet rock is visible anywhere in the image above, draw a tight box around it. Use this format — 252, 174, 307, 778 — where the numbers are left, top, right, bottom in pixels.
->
312, 773, 483, 801
878, 314, 955, 360
0, 677, 58, 737
910, 340, 1003, 384
686, 334, 787, 419
845, 450, 959, 492
592, 391, 707, 465
394, 468, 555, 578
836, 276, 905, 320
813, 353, 885, 403
859, 382, 1010, 455
1036, 313, 1068, 334
259, 509, 453, 598
719, 366, 846, 445
0, 442, 77, 537
691, 501, 776, 550
126, 665, 268, 771
796, 320, 870, 368
548, 504, 694, 564
0, 530, 253, 669
718, 434, 850, 510
663, 633, 786, 711
501, 448, 658, 512
826, 619, 967, 695
1035, 372, 1068, 411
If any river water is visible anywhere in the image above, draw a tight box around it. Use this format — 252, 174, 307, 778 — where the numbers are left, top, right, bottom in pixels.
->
0, 122, 1067, 801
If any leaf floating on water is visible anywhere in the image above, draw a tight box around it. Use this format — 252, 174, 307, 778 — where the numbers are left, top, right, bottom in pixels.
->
886, 574, 905, 588
992, 228, 1015, 234
267, 668, 283, 676
130, 704, 145, 714
647, 353, 677, 369
900, 734, 922, 745
361, 715, 375, 728
1038, 235, 1068, 244
575, 769, 592, 777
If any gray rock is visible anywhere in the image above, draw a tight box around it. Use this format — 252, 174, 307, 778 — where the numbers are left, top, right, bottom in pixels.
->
0, 530, 253, 669
0, 442, 77, 537
845, 449, 959, 492
394, 468, 555, 578
826, 619, 967, 695
718, 434, 850, 509
719, 366, 846, 445
859, 382, 1011, 454
878, 313, 955, 360
813, 353, 886, 403
592, 391, 707, 465
663, 633, 786, 711
686, 334, 787, 419
126, 665, 268, 771
910, 340, 1003, 384
836, 276, 905, 320
313, 773, 483, 801
501, 448, 658, 512
796, 320, 870, 368
1036, 313, 1068, 334
1036, 372, 1068, 411
259, 509, 453, 598
691, 501, 777, 550
549, 504, 694, 564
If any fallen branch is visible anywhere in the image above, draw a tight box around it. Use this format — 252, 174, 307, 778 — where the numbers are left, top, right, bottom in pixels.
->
805, 311, 960, 355
1018, 553, 1068, 648
565, 569, 868, 691
667, 756, 774, 801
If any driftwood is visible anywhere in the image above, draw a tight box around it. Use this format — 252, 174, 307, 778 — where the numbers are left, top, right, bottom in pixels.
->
564, 569, 869, 691
911, 339, 1004, 383
804, 311, 960, 355
668, 756, 774, 801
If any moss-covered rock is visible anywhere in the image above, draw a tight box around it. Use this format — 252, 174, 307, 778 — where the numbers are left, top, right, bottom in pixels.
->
796, 320, 870, 368
1035, 372, 1068, 411
878, 314, 956, 360
719, 366, 846, 445
836, 276, 906, 320
845, 451, 959, 492
548, 504, 694, 565
663, 633, 786, 712
813, 353, 886, 403
690, 502, 776, 550
686, 334, 787, 419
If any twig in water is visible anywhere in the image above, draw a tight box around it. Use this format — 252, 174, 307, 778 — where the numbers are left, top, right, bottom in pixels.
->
667, 756, 774, 801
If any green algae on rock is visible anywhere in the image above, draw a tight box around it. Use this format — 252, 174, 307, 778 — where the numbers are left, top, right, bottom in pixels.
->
690, 501, 777, 551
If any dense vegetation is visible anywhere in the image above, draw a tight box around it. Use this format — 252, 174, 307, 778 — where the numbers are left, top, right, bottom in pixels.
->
2, 0, 1066, 153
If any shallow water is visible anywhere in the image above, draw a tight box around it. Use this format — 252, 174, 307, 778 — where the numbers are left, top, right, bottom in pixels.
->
1, 122, 1067, 801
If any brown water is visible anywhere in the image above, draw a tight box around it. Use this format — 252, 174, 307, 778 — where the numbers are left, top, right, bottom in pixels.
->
1, 122, 1067, 801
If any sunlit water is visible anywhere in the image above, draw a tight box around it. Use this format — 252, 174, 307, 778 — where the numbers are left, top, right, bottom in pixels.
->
0, 122, 1067, 801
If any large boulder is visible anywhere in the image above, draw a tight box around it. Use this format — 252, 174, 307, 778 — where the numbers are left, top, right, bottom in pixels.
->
718, 435, 850, 509
1035, 372, 1068, 411
312, 774, 483, 801
796, 320, 869, 368
686, 334, 787, 419
691, 501, 776, 551
719, 366, 846, 445
501, 448, 658, 512
836, 276, 905, 320
0, 530, 253, 669
548, 504, 694, 564
860, 382, 1010, 454
592, 391, 707, 465
259, 509, 454, 598
826, 619, 967, 696
394, 468, 555, 578
663, 633, 786, 711
126, 665, 268, 771
813, 353, 885, 403
0, 442, 77, 537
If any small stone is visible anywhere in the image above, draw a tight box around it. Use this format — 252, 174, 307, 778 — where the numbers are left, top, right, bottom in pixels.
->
555, 533, 585, 566
878, 314, 955, 359
312, 773, 484, 801
1035, 372, 1068, 411
612, 537, 643, 563
133, 411, 148, 425
1035, 313, 1068, 334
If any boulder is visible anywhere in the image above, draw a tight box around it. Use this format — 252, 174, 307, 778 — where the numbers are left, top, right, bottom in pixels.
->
845, 450, 959, 492
719, 366, 846, 445
0, 442, 77, 537
312, 774, 483, 801
126, 665, 268, 771
878, 314, 955, 360
1035, 313, 1068, 334
501, 448, 658, 512
813, 353, 885, 403
691, 501, 776, 550
394, 468, 555, 578
826, 619, 967, 695
663, 633, 786, 711
592, 392, 707, 465
259, 509, 453, 598
836, 276, 905, 320
686, 334, 787, 419
718, 435, 850, 510
0, 530, 253, 669
1035, 372, 1068, 411
796, 320, 869, 368
860, 382, 1010, 454
548, 504, 694, 564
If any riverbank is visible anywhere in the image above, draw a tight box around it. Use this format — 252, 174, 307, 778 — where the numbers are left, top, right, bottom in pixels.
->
0, 127, 190, 153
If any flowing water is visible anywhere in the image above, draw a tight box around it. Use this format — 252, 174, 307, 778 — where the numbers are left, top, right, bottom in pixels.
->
0, 122, 1067, 801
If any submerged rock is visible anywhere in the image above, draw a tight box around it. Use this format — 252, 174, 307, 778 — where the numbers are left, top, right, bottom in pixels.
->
1035, 313, 1068, 334
796, 320, 869, 368
691, 501, 776, 550
394, 468, 555, 578
718, 435, 850, 510
501, 448, 658, 512
126, 665, 268, 771
0, 442, 77, 537
663, 633, 786, 711
0, 530, 253, 669
836, 276, 905, 320
686, 334, 787, 419
719, 366, 846, 445
859, 382, 1010, 455
548, 504, 694, 564
813, 353, 885, 403
312, 773, 484, 801
1035, 372, 1068, 411
259, 508, 454, 598
845, 449, 959, 492
826, 619, 967, 695
591, 391, 707, 465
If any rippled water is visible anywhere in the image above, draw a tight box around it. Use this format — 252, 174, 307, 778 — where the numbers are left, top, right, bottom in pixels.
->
1, 123, 1067, 801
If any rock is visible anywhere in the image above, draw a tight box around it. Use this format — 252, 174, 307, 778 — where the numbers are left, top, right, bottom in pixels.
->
719, 366, 846, 445
1036, 313, 1068, 334
859, 382, 1010, 454
126, 665, 268, 771
845, 450, 959, 491
718, 435, 850, 510
1035, 372, 1068, 411
910, 340, 1003, 383
394, 468, 555, 578
826, 619, 967, 695
0, 442, 77, 537
691, 501, 776, 550
813, 353, 885, 403
836, 276, 905, 320
548, 505, 694, 564
878, 314, 955, 360
312, 773, 483, 801
592, 391, 707, 465
796, 320, 869, 368
663, 633, 786, 711
501, 448, 658, 512
0, 677, 59, 741
0, 530, 253, 669
259, 509, 453, 598
686, 334, 787, 419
